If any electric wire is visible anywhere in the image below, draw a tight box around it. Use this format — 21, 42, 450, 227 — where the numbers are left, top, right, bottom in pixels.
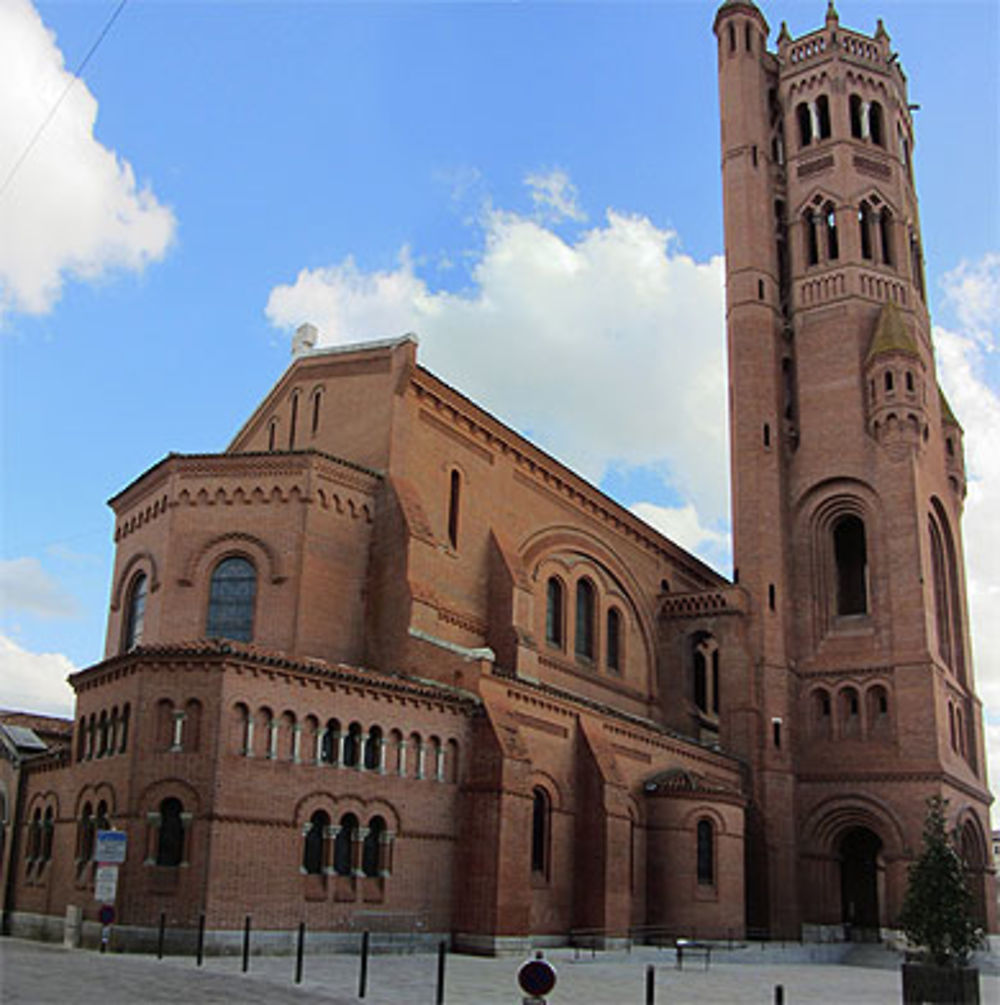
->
0, 0, 129, 204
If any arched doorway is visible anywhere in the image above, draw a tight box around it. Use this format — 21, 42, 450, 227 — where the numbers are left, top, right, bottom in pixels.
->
839, 827, 882, 940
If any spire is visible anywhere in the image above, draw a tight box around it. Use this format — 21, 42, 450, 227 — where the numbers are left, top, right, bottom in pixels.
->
826, 1, 839, 28
777, 20, 791, 44
866, 303, 919, 362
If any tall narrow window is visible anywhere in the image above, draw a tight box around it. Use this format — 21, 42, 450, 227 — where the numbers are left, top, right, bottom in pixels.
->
206, 556, 256, 642
119, 703, 130, 753
267, 419, 277, 451
447, 469, 460, 549
288, 392, 299, 450
302, 810, 328, 875
606, 608, 621, 673
79, 803, 95, 863
41, 807, 54, 863
575, 579, 595, 661
804, 211, 819, 266
694, 647, 707, 713
531, 787, 550, 876
696, 819, 714, 885
334, 814, 357, 876
364, 725, 382, 771
310, 389, 322, 435
929, 516, 953, 670
834, 515, 868, 615
363, 816, 385, 877
156, 798, 185, 867
343, 722, 362, 768
879, 209, 894, 266
123, 572, 148, 652
711, 649, 720, 715
816, 95, 831, 139
545, 578, 564, 648
869, 101, 884, 146
859, 202, 873, 260
824, 203, 839, 260
796, 102, 812, 148
849, 95, 863, 138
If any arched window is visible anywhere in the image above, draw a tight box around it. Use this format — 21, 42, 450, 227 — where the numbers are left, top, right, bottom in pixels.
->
302, 810, 328, 875
929, 517, 952, 669
156, 797, 185, 867
310, 389, 322, 436
869, 101, 884, 146
606, 607, 621, 673
321, 719, 339, 765
841, 688, 861, 738
858, 202, 873, 260
694, 646, 707, 713
288, 391, 300, 450
79, 802, 95, 863
334, 813, 357, 876
122, 572, 148, 652
696, 819, 715, 885
804, 210, 819, 266
575, 579, 595, 661
206, 556, 256, 642
910, 233, 925, 300
868, 685, 889, 733
849, 94, 863, 139
343, 722, 362, 769
816, 95, 831, 139
834, 516, 868, 615
692, 634, 719, 717
879, 209, 894, 266
363, 816, 385, 878
76, 718, 86, 762
824, 202, 839, 260
267, 418, 277, 451
796, 102, 813, 148
119, 703, 130, 753
41, 807, 54, 863
545, 577, 564, 648
531, 787, 550, 877
364, 726, 382, 771
447, 469, 461, 549
28, 809, 42, 863
813, 688, 832, 737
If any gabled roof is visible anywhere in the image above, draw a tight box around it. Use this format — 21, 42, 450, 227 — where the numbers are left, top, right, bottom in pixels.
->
866, 302, 919, 363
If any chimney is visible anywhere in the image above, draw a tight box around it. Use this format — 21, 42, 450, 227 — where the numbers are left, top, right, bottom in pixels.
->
291, 322, 319, 358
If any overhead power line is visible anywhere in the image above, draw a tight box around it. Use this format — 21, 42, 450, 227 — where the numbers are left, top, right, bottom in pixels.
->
0, 0, 129, 204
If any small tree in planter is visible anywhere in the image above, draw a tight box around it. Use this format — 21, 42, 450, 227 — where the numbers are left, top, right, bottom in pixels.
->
898, 797, 984, 1004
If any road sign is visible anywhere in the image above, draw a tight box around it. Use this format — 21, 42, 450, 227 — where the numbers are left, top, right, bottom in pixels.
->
98, 904, 115, 925
95, 864, 119, 903
517, 955, 557, 999
95, 830, 127, 864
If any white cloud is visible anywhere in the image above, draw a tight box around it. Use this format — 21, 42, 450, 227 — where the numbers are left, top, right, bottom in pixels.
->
0, 557, 78, 618
0, 633, 75, 717
0, 0, 175, 319
266, 188, 729, 528
630, 501, 731, 571
936, 252, 1000, 812
524, 168, 587, 224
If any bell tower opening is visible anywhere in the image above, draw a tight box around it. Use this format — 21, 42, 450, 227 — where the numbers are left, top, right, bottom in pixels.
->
839, 827, 882, 939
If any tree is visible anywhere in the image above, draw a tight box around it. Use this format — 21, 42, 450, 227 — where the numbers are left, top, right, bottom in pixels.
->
898, 797, 984, 967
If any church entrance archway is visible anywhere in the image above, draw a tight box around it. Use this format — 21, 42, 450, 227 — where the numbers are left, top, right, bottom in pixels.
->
839, 826, 882, 940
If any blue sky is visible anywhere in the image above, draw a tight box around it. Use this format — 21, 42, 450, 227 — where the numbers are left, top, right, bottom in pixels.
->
2, 0, 998, 792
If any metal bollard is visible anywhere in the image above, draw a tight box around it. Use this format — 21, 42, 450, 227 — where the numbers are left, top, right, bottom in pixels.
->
294, 922, 305, 984
358, 929, 370, 998
157, 912, 165, 959
775, 984, 785, 1004
435, 939, 446, 1005
645, 964, 655, 1005
242, 915, 251, 973
195, 913, 205, 966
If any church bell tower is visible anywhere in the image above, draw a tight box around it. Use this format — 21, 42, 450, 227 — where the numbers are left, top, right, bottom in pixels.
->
713, 1, 995, 938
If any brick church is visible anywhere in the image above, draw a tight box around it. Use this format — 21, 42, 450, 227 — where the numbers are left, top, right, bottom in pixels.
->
2, 1, 995, 951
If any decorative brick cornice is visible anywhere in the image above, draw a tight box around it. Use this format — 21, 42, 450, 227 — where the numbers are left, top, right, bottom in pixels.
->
70, 641, 483, 713
658, 588, 748, 620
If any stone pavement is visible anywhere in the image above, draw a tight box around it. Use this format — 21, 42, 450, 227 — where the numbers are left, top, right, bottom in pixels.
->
3, 937, 999, 1004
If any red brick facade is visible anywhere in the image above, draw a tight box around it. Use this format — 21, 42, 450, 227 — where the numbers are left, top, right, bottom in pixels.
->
1, 2, 994, 952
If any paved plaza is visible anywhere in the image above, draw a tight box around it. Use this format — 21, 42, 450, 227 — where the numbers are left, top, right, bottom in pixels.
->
4, 937, 999, 1004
